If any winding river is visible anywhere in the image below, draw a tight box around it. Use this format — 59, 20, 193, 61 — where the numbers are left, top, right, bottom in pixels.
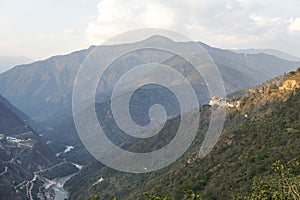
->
52, 173, 75, 200
51, 146, 83, 200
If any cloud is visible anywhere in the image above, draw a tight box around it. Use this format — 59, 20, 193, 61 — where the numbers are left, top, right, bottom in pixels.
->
86, 0, 300, 56
37, 29, 76, 40
87, 0, 176, 44
289, 18, 300, 32
87, 0, 248, 44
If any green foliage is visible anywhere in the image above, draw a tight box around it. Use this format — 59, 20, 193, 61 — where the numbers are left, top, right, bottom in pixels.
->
87, 193, 101, 200
87, 191, 202, 200
81, 72, 300, 200
269, 85, 278, 90
143, 192, 170, 200
136, 79, 300, 200
87, 194, 117, 200
143, 191, 202, 200
234, 160, 300, 200
183, 190, 203, 200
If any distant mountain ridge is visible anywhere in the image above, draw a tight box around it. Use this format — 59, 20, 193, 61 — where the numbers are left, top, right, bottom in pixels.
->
0, 56, 33, 74
0, 36, 299, 129
231, 48, 300, 62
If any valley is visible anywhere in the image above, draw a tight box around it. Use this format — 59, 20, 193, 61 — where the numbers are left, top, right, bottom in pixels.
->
0, 36, 299, 200
0, 96, 84, 200
2, 0, 300, 199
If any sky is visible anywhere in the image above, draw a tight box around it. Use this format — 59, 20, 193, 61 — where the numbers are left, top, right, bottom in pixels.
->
0, 0, 300, 60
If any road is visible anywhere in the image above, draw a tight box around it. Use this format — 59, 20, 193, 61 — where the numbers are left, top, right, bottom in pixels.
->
0, 166, 8, 176
26, 161, 68, 200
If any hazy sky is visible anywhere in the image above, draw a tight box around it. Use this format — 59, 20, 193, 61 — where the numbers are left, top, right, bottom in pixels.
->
1, 0, 300, 60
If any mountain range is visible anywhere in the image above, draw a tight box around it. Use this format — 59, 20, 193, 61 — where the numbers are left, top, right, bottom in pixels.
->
0, 36, 299, 131
0, 36, 300, 200
0, 56, 33, 74
230, 48, 300, 62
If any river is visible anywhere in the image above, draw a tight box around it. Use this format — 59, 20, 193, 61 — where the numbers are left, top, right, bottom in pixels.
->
51, 146, 83, 200
52, 173, 75, 200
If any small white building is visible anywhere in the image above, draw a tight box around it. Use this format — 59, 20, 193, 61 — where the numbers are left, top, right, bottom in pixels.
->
209, 96, 226, 106
209, 97, 240, 108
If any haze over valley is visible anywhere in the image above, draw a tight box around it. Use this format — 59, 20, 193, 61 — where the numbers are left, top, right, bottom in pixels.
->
1, 1, 300, 200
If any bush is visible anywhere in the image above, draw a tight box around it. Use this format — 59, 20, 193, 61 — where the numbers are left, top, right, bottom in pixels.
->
234, 160, 300, 200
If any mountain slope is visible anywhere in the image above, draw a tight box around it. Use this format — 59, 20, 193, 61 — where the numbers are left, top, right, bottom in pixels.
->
0, 48, 92, 127
0, 95, 61, 199
231, 48, 300, 62
0, 37, 299, 129
0, 56, 33, 74
0, 95, 39, 131
128, 68, 300, 199
64, 68, 300, 200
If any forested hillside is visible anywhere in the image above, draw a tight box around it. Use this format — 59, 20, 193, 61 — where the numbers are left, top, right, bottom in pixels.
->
69, 68, 300, 200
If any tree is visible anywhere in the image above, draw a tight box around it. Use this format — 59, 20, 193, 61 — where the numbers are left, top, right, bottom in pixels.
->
234, 160, 300, 200
143, 191, 202, 200
87, 194, 101, 200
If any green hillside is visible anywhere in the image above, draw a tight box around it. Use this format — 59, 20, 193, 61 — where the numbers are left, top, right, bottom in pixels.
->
67, 68, 300, 200
128, 69, 300, 199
